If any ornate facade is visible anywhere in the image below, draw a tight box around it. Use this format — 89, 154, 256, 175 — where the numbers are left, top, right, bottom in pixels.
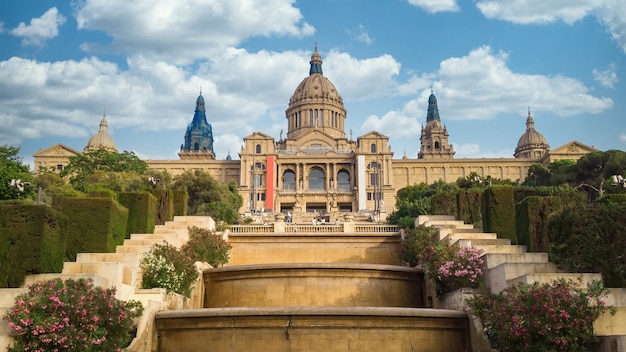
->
33, 46, 598, 218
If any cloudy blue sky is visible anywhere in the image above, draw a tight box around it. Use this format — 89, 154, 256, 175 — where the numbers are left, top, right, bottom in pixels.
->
1, 0, 624, 168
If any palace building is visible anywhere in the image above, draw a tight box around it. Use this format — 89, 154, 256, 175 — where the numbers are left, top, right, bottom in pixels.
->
33, 46, 596, 219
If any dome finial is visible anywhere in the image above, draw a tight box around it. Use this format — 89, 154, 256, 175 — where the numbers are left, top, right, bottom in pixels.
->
200, 86, 202, 95
309, 43, 323, 75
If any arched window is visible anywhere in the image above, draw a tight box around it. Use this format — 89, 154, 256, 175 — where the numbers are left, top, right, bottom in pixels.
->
308, 168, 325, 190
434, 141, 440, 150
194, 143, 199, 150
255, 144, 261, 154
283, 170, 296, 190
371, 143, 377, 153
337, 170, 351, 190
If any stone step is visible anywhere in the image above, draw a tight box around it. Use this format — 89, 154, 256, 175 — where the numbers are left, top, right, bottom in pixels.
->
153, 227, 190, 235
62, 262, 134, 286
76, 252, 141, 267
123, 238, 169, 247
0, 288, 28, 307
508, 272, 603, 288
416, 215, 456, 226
453, 238, 512, 247
472, 244, 526, 254
116, 244, 153, 254
131, 232, 182, 242
442, 232, 498, 243
487, 262, 561, 293
482, 252, 549, 269
21, 273, 115, 289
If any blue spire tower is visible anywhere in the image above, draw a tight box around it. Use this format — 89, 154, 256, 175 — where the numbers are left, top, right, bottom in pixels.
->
179, 92, 215, 160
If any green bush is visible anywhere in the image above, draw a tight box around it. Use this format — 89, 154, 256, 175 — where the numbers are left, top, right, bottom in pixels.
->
467, 279, 614, 352
549, 202, 626, 287
3, 277, 143, 351
55, 197, 128, 261
140, 242, 197, 297
181, 226, 231, 268
482, 186, 516, 243
457, 188, 482, 228
0, 205, 67, 288
118, 192, 157, 237
430, 191, 457, 216
515, 196, 561, 252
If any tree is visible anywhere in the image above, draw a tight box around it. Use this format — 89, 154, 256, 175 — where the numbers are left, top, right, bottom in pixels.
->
0, 145, 34, 200
569, 150, 626, 199
388, 180, 459, 228
60, 149, 148, 191
172, 170, 243, 223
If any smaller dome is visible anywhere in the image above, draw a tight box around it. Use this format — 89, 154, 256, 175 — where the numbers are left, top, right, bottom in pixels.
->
84, 114, 117, 153
514, 110, 549, 158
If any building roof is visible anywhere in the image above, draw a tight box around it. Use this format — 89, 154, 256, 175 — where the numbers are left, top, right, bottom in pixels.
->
84, 114, 117, 152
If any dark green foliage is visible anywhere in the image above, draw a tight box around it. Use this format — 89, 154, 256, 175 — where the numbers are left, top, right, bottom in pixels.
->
430, 191, 457, 216
549, 202, 626, 287
457, 188, 483, 228
598, 193, 626, 205
516, 196, 561, 252
118, 192, 157, 237
172, 190, 188, 216
181, 226, 232, 267
55, 197, 129, 261
482, 186, 516, 243
172, 171, 243, 224
397, 225, 440, 267
60, 149, 148, 192
151, 189, 174, 225
388, 181, 459, 229
0, 205, 67, 288
0, 145, 34, 201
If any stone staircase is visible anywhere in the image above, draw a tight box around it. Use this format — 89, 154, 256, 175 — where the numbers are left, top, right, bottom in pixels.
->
418, 215, 626, 350
0, 216, 215, 352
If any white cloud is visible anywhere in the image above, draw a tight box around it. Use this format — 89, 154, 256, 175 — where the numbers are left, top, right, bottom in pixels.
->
620, 132, 626, 143
74, 0, 314, 64
360, 100, 421, 138
214, 134, 244, 160
428, 46, 612, 120
595, 0, 626, 54
406, 0, 460, 13
453, 143, 513, 158
10, 7, 66, 46
593, 63, 619, 88
324, 50, 401, 100
475, 1, 626, 54
349, 24, 373, 46
475, 0, 600, 25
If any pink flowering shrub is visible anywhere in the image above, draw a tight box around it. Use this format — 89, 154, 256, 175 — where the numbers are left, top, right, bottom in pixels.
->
467, 279, 616, 352
399, 225, 485, 295
2, 277, 143, 352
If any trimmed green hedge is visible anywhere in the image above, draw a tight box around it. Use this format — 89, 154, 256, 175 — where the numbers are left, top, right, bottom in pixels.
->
482, 186, 516, 243
430, 191, 457, 216
173, 190, 188, 216
0, 205, 67, 288
152, 189, 174, 225
118, 192, 157, 237
516, 196, 561, 252
457, 188, 483, 228
55, 197, 128, 261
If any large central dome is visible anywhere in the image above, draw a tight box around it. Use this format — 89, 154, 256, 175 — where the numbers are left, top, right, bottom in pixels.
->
285, 45, 347, 140
514, 110, 550, 159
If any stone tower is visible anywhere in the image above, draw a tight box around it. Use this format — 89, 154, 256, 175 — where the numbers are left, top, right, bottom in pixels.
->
418, 91, 454, 159
179, 93, 215, 160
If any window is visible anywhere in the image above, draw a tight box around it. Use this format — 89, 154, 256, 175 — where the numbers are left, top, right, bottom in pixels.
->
337, 170, 350, 190
434, 141, 440, 150
308, 168, 325, 190
283, 170, 296, 190
254, 174, 263, 187
56, 164, 63, 171
194, 142, 199, 150
255, 144, 261, 154
370, 173, 380, 187
371, 143, 377, 153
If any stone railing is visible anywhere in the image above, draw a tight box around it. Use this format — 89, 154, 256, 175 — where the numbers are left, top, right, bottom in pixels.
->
227, 223, 399, 234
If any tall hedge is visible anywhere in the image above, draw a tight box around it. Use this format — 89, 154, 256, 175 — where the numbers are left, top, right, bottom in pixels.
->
515, 196, 561, 252
173, 190, 188, 216
118, 192, 157, 237
55, 197, 128, 261
430, 191, 457, 216
482, 186, 516, 243
152, 189, 174, 225
457, 188, 483, 228
0, 205, 67, 288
